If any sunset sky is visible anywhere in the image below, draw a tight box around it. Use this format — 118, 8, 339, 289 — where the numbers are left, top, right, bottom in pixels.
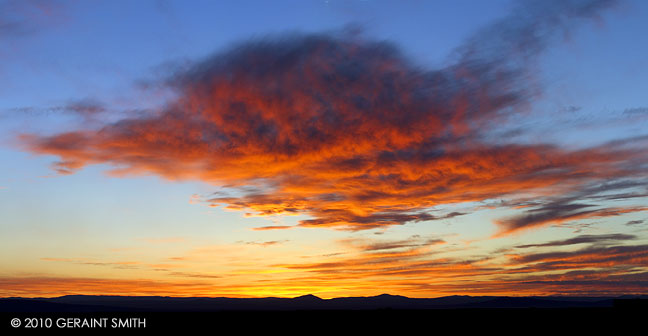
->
1, 0, 647, 299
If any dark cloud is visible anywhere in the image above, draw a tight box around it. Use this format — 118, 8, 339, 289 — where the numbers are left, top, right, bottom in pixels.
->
1, 1, 39, 37
515, 233, 637, 248
626, 220, 645, 226
63, 99, 106, 117
512, 244, 648, 265
563, 106, 583, 113
496, 204, 647, 236
20, 0, 642, 232
624, 107, 648, 115
0, 0, 66, 39
517, 271, 648, 292
4, 99, 106, 120
495, 178, 648, 235
343, 235, 446, 252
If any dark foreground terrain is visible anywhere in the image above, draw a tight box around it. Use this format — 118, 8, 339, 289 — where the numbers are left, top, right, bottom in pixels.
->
3, 293, 647, 311
2, 294, 646, 332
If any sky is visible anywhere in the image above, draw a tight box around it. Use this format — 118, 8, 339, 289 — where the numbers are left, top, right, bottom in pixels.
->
1, 0, 647, 299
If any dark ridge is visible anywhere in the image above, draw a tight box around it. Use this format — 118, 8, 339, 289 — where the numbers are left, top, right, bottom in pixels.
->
1, 294, 646, 312
292, 294, 323, 301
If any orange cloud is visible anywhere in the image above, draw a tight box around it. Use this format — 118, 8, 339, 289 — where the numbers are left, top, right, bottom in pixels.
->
251, 225, 295, 231
0, 277, 217, 298
19, 0, 644, 232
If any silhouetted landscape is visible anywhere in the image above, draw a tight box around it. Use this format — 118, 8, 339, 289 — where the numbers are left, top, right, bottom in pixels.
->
2, 294, 646, 312
3, 294, 645, 332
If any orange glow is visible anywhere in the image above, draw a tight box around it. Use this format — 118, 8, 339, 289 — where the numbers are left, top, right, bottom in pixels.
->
6, 241, 646, 298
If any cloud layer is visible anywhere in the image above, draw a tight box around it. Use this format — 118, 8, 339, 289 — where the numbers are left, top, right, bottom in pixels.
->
21, 0, 648, 234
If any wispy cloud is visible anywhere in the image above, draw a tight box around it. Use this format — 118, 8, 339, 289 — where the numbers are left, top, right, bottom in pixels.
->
165, 272, 222, 279
40, 257, 142, 270
515, 233, 637, 248
338, 235, 445, 252
239, 240, 289, 247
626, 219, 645, 226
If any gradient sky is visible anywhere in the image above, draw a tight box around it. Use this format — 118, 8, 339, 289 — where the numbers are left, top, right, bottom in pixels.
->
1, 0, 647, 299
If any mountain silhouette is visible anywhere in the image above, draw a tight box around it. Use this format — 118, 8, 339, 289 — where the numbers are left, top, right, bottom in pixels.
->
2, 294, 645, 312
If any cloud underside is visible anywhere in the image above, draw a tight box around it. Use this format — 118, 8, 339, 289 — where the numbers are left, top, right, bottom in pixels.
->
20, 0, 647, 234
